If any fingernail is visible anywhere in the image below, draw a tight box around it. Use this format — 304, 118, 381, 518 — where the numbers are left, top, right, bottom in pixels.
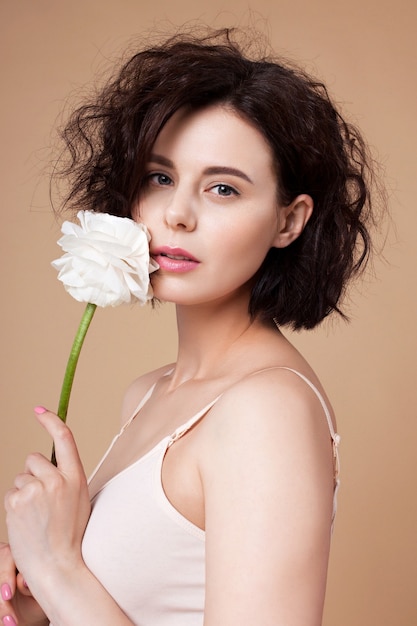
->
2, 616, 18, 626
0, 582, 12, 600
34, 406, 47, 414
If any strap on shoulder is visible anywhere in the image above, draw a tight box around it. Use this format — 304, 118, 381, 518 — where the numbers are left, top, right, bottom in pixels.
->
275, 366, 341, 481
167, 395, 222, 447
121, 367, 175, 433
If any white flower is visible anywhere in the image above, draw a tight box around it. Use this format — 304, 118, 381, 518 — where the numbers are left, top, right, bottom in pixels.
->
52, 211, 159, 307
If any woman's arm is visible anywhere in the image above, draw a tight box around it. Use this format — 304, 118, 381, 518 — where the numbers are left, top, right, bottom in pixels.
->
201, 368, 335, 626
4, 409, 134, 626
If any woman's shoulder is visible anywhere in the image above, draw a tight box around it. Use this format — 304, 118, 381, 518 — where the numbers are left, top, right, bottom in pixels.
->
212, 364, 334, 431
198, 364, 336, 482
119, 363, 175, 426
225, 327, 334, 425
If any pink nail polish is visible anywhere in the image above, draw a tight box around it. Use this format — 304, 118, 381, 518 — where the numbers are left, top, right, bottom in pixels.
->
34, 406, 47, 414
2, 616, 18, 626
0, 582, 12, 600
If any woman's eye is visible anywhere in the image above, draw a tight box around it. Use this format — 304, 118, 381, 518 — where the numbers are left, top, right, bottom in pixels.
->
211, 184, 239, 197
148, 173, 173, 186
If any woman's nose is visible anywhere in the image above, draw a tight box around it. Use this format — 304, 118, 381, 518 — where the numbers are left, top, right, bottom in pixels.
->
164, 190, 197, 231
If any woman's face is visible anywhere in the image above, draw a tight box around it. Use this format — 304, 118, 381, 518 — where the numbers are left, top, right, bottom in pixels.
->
135, 104, 288, 308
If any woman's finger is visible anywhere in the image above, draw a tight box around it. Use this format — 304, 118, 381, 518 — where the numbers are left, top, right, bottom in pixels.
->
32, 407, 85, 476
13, 472, 39, 490
23, 452, 57, 481
0, 543, 16, 599
0, 543, 17, 626
16, 573, 33, 597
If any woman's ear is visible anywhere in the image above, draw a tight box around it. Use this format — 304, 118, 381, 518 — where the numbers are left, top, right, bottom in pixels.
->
272, 194, 314, 248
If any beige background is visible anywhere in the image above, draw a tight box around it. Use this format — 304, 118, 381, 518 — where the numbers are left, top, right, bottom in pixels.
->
1, 1, 416, 624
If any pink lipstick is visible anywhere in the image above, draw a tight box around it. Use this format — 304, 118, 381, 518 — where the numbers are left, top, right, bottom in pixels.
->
152, 246, 200, 273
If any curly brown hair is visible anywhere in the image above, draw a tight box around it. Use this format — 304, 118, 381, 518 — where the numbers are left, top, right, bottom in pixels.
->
56, 28, 379, 329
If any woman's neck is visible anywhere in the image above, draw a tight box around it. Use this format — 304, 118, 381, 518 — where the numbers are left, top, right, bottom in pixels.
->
169, 296, 272, 388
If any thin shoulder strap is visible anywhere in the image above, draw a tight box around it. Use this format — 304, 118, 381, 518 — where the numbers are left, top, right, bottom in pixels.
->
168, 395, 222, 447
120, 382, 158, 433
88, 374, 170, 486
269, 366, 341, 480
276, 367, 339, 440
121, 367, 175, 433
249, 365, 341, 528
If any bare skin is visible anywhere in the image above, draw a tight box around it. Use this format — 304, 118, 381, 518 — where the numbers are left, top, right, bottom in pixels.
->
2, 105, 336, 626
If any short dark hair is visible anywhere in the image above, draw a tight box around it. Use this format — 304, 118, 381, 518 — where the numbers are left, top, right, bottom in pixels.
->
56, 28, 380, 329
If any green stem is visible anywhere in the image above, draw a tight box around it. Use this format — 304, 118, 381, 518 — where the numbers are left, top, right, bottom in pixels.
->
51, 302, 97, 465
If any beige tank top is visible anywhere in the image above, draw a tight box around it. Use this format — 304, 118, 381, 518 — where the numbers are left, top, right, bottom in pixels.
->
80, 367, 340, 626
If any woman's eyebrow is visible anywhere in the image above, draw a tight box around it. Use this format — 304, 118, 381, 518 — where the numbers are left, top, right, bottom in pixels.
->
203, 166, 253, 184
148, 153, 174, 167
148, 154, 253, 184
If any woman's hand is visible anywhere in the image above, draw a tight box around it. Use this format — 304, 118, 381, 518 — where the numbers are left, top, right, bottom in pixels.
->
0, 542, 48, 626
4, 407, 91, 599
3, 409, 135, 625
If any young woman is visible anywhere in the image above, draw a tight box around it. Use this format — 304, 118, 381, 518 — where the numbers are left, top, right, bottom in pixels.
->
1, 29, 376, 626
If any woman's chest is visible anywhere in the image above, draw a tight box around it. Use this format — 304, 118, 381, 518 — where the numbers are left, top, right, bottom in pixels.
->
83, 443, 206, 624
88, 392, 211, 529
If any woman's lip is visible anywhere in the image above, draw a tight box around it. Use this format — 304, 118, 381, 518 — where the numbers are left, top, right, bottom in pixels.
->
151, 246, 199, 263
153, 254, 199, 273
151, 247, 200, 273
